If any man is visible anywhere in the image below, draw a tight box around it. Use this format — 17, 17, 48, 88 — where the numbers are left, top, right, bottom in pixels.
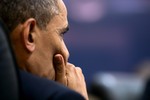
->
0, 20, 86, 100
0, 0, 88, 99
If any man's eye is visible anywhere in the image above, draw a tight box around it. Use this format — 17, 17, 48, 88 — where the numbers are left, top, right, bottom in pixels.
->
60, 31, 67, 37
60, 33, 64, 37
59, 27, 69, 38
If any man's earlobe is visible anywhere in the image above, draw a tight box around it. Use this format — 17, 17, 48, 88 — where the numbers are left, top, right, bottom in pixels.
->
22, 18, 36, 53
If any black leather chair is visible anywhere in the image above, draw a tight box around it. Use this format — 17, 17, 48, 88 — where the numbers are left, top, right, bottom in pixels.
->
0, 20, 20, 99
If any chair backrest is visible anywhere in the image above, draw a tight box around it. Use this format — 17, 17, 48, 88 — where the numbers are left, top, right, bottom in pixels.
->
0, 20, 19, 100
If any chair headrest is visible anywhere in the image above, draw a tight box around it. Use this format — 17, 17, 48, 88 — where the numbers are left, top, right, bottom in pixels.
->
0, 20, 19, 100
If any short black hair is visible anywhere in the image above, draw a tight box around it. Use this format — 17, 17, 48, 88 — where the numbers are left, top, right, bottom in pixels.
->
0, 0, 59, 32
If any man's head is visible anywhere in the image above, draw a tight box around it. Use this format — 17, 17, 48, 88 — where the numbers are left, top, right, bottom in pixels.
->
0, 0, 69, 80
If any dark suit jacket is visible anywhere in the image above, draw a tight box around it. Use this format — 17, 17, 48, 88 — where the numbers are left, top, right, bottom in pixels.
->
20, 70, 85, 100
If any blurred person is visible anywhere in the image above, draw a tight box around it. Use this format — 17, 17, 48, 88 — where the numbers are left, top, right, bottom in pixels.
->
136, 60, 150, 79
0, 0, 88, 99
134, 60, 150, 100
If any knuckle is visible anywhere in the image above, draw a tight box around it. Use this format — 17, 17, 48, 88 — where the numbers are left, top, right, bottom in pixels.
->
67, 63, 74, 67
76, 67, 82, 72
67, 63, 75, 70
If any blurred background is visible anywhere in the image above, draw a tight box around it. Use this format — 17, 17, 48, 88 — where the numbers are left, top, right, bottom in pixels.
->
63, 0, 150, 100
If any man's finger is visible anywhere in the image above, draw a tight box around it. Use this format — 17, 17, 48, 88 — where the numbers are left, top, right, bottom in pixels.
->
53, 54, 66, 85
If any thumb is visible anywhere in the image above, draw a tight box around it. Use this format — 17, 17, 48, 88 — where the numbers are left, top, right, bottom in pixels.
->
53, 54, 67, 85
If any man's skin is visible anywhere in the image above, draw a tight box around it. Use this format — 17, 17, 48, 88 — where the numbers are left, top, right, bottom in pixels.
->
10, 0, 88, 99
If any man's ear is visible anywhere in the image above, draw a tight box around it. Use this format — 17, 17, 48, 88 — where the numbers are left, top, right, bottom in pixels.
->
22, 18, 36, 53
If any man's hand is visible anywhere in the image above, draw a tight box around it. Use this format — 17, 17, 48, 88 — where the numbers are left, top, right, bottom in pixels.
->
53, 54, 88, 100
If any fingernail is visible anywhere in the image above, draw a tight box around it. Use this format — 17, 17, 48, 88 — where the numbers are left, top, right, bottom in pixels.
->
57, 56, 62, 64
54, 55, 62, 64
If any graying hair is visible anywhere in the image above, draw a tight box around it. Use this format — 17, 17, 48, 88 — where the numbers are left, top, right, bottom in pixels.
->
0, 0, 59, 32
